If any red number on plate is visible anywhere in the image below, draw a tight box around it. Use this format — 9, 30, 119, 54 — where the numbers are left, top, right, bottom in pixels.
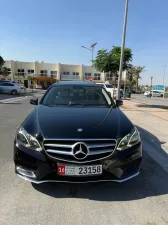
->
58, 166, 65, 175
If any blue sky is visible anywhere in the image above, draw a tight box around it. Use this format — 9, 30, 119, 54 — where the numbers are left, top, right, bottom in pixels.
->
0, 0, 168, 85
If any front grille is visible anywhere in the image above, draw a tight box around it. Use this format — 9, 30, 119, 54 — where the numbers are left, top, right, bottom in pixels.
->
43, 139, 116, 163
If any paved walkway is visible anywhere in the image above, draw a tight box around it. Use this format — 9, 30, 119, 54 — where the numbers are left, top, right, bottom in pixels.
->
121, 99, 168, 152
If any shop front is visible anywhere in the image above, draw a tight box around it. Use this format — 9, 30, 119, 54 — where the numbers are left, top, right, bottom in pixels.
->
33, 76, 57, 89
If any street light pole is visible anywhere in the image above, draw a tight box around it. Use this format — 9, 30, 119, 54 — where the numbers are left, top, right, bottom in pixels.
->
117, 0, 129, 100
81, 42, 97, 80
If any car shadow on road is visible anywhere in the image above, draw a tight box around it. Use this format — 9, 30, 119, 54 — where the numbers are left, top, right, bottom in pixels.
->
136, 104, 168, 110
32, 127, 168, 201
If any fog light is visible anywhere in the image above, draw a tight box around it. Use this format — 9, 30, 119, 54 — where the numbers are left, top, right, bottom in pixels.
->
16, 166, 36, 178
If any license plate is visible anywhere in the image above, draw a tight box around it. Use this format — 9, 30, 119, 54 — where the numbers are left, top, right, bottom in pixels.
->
58, 164, 102, 176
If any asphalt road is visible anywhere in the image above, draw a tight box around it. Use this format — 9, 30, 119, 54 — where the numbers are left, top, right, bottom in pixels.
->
0, 89, 45, 102
131, 94, 168, 107
0, 96, 168, 225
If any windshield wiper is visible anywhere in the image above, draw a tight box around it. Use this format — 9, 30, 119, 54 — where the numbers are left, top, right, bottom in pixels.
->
92, 103, 115, 128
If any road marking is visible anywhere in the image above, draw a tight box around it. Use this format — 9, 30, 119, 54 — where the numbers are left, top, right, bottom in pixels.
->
0, 94, 43, 104
0, 96, 28, 102
0, 96, 29, 103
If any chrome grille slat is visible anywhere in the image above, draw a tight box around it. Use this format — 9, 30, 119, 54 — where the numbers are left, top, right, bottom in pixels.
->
88, 149, 113, 155
46, 149, 72, 155
44, 138, 114, 141
44, 143, 115, 149
88, 143, 116, 148
44, 144, 72, 148
43, 138, 116, 163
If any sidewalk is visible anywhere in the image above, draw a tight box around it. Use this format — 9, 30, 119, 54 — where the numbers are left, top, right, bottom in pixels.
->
121, 99, 168, 152
26, 88, 46, 94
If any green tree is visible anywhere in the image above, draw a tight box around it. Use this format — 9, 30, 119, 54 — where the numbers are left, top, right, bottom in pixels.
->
92, 46, 133, 86
92, 49, 109, 72
0, 67, 8, 78
0, 56, 5, 68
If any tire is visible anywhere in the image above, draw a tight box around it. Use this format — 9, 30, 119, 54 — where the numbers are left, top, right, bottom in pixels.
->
11, 89, 18, 95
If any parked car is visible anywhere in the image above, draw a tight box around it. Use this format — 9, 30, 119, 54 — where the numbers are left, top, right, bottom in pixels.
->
96, 83, 114, 95
144, 91, 163, 97
14, 81, 142, 184
0, 82, 26, 95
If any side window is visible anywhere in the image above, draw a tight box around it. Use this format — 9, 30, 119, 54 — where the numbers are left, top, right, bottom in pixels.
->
3, 83, 12, 86
2, 83, 8, 86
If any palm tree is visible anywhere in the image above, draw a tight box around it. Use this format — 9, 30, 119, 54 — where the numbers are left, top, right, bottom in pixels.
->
127, 66, 145, 92
134, 66, 145, 92
127, 66, 135, 89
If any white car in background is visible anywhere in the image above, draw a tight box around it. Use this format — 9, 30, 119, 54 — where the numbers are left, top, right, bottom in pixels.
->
144, 91, 150, 96
0, 82, 26, 95
96, 83, 114, 95
144, 91, 163, 97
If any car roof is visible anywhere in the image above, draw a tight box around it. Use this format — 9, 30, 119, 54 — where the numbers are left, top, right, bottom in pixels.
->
53, 81, 97, 87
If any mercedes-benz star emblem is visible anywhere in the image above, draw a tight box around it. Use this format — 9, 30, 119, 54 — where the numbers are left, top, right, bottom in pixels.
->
72, 142, 89, 160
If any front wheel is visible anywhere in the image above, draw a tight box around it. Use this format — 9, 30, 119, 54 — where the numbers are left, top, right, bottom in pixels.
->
11, 89, 18, 95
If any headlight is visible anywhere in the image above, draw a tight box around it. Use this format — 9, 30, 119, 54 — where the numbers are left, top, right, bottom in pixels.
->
16, 127, 42, 151
117, 127, 140, 151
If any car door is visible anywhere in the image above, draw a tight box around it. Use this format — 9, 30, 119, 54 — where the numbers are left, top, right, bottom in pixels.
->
2, 83, 16, 94
3, 83, 12, 94
7, 83, 17, 94
0, 82, 9, 93
0, 83, 5, 93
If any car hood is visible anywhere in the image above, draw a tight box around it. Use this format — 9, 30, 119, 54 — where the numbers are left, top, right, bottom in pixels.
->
23, 105, 133, 140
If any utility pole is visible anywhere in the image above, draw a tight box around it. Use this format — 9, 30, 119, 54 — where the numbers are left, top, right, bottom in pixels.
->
150, 76, 153, 98
117, 0, 129, 99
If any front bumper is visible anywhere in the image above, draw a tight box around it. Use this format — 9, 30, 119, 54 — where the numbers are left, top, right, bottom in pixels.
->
14, 142, 142, 184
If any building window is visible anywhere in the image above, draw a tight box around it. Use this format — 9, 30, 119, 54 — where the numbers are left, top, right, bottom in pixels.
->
28, 69, 34, 74
73, 72, 79, 76
63, 72, 70, 75
7, 68, 11, 75
50, 71, 57, 77
40, 70, 48, 76
18, 69, 24, 76
105, 73, 115, 81
84, 73, 91, 80
94, 73, 101, 80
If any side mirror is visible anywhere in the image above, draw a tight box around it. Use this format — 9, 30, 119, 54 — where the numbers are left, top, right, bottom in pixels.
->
116, 99, 123, 107
108, 91, 111, 96
30, 98, 38, 105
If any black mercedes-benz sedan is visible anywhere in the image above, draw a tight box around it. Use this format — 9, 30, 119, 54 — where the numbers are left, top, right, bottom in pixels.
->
14, 81, 142, 184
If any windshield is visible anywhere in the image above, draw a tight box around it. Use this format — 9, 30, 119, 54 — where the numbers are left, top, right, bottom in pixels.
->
105, 84, 113, 88
41, 85, 113, 107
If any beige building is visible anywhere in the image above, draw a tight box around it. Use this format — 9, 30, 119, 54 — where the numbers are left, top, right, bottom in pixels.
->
1, 60, 126, 88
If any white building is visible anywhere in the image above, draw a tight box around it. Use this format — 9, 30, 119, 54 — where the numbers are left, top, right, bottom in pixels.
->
2, 60, 126, 88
